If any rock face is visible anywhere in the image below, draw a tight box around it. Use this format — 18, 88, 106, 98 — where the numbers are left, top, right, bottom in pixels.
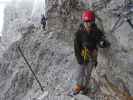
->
45, 0, 133, 96
45, 0, 85, 43
0, 0, 133, 100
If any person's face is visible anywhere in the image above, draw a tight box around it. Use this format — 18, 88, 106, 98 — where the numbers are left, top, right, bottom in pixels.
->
84, 21, 93, 32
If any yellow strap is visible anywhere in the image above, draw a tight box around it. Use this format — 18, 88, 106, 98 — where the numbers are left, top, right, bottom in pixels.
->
81, 47, 90, 62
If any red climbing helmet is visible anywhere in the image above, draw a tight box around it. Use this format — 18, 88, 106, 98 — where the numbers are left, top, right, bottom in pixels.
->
82, 10, 95, 22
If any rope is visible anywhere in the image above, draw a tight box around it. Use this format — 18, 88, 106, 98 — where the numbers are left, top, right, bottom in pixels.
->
18, 46, 44, 92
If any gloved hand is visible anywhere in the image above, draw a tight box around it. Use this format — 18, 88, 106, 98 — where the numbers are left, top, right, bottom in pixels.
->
99, 40, 110, 48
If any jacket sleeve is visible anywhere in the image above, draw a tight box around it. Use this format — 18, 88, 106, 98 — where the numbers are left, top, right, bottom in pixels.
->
96, 29, 111, 48
74, 31, 83, 64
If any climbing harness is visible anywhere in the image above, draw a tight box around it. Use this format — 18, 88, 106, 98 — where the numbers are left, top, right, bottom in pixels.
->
81, 47, 90, 63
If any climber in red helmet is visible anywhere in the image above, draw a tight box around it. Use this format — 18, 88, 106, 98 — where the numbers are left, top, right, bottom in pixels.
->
82, 10, 95, 23
67, 10, 110, 96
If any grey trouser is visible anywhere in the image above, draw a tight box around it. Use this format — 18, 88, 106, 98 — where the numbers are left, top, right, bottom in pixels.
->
73, 63, 93, 88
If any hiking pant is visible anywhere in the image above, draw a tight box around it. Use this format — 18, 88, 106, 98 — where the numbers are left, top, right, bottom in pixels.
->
41, 23, 46, 30
73, 49, 97, 89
